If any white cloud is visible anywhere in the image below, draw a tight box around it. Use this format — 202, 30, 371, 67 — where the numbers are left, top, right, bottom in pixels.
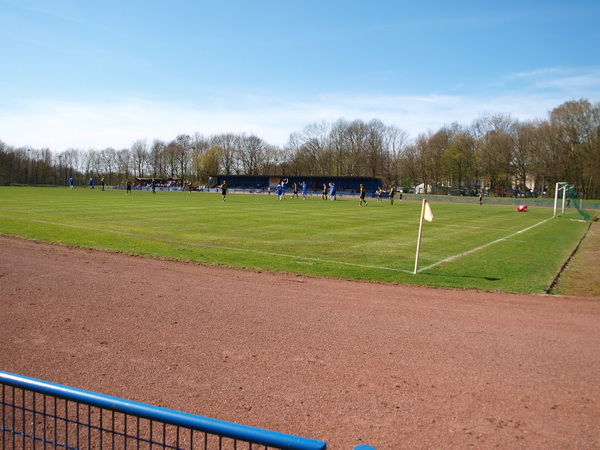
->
2, 74, 598, 152
501, 67, 600, 95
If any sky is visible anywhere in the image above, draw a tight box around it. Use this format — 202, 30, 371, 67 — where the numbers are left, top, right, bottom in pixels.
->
1, 0, 599, 151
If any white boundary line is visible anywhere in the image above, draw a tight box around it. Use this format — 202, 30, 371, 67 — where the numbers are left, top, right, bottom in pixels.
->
416, 217, 554, 273
25, 219, 415, 273
23, 217, 553, 275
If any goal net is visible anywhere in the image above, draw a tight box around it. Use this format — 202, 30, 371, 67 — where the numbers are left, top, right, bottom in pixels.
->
554, 182, 592, 219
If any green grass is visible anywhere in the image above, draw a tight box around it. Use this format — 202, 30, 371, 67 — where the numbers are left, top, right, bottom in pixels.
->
0, 186, 592, 293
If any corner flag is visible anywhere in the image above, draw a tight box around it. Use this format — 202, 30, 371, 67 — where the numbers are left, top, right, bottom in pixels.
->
414, 199, 434, 274
424, 201, 434, 222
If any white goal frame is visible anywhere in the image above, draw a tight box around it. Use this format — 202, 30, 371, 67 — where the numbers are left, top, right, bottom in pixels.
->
553, 182, 568, 217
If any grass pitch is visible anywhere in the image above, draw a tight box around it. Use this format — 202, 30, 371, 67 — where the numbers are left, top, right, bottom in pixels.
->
0, 186, 592, 293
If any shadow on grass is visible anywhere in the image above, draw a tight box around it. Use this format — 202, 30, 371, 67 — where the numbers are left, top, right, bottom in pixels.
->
419, 271, 502, 282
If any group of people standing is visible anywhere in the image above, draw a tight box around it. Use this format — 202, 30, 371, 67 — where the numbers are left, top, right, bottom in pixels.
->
269, 179, 402, 205
274, 179, 309, 201
68, 177, 107, 191
360, 185, 400, 206
71, 177, 402, 206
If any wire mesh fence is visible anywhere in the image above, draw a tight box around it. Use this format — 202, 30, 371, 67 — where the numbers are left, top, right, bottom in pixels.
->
1, 371, 327, 450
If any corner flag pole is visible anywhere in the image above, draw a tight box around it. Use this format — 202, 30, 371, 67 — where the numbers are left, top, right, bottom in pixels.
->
413, 199, 427, 274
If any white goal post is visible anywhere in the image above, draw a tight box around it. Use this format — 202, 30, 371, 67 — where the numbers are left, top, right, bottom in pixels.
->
553, 182, 568, 217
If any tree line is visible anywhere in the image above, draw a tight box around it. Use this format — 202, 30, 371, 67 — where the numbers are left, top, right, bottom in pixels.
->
1, 98, 599, 198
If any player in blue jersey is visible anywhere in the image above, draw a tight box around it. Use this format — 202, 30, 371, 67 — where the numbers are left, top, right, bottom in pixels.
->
276, 183, 284, 200
301, 181, 307, 199
329, 182, 337, 200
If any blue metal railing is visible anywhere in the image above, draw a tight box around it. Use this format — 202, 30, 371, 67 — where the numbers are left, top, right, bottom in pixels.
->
1, 370, 328, 449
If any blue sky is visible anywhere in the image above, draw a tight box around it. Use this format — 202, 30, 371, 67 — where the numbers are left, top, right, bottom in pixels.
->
1, 0, 599, 151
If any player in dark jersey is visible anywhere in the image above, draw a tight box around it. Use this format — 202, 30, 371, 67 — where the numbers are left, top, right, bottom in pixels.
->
220, 181, 228, 201
359, 184, 368, 206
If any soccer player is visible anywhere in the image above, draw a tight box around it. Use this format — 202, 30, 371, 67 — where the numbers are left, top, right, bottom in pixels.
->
389, 186, 396, 205
69, 177, 75, 189
220, 181, 228, 201
89, 177, 95, 189
376, 187, 382, 202
151, 178, 157, 194
322, 183, 328, 200
126, 179, 132, 195
329, 183, 337, 200
291, 182, 299, 199
101, 177, 106, 191
301, 181, 307, 199
359, 184, 368, 206
276, 183, 284, 200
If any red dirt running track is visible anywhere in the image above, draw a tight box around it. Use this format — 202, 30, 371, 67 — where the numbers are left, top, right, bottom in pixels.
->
1, 235, 599, 449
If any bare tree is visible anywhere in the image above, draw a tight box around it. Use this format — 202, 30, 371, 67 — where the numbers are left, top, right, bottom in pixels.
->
328, 119, 352, 176
164, 141, 179, 178
211, 133, 238, 175
174, 134, 191, 182
381, 125, 409, 187
412, 133, 431, 193
131, 139, 149, 178
148, 139, 166, 178
364, 119, 386, 178
442, 123, 475, 192
423, 127, 452, 193
99, 147, 117, 185
190, 133, 210, 180
259, 144, 281, 174
62, 149, 81, 182
471, 114, 516, 195
237, 134, 266, 175
116, 149, 132, 183
287, 121, 330, 175
398, 144, 420, 190
511, 120, 540, 194
547, 99, 600, 198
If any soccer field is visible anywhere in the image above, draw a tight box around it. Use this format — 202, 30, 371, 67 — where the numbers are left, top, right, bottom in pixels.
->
0, 186, 591, 293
